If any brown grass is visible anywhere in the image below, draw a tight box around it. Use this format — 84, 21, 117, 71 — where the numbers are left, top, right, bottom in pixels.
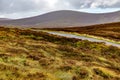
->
0, 26, 119, 80
43, 22, 120, 41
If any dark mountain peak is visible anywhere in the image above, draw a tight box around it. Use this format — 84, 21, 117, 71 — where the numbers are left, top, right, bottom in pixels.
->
47, 10, 120, 14
48, 10, 83, 13
41, 10, 91, 16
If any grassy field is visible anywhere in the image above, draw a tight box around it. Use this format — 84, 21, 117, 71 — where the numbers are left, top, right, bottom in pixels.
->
0, 26, 120, 80
43, 22, 120, 41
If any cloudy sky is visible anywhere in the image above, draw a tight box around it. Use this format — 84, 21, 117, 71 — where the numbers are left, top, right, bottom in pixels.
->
0, 0, 120, 19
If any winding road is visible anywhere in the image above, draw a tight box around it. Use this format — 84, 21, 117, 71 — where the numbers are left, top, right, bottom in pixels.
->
33, 30, 120, 48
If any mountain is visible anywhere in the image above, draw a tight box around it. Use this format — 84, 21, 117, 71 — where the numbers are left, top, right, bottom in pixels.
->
0, 10, 120, 28
0, 18, 11, 21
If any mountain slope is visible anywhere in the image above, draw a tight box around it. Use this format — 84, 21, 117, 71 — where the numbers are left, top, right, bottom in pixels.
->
0, 10, 120, 28
0, 27, 120, 80
47, 22, 120, 41
0, 18, 11, 21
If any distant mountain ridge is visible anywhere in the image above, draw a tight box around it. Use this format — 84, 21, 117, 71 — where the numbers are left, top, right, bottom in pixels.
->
0, 10, 120, 28
0, 18, 11, 21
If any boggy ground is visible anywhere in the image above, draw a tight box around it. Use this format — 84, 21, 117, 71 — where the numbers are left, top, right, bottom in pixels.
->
0, 27, 120, 80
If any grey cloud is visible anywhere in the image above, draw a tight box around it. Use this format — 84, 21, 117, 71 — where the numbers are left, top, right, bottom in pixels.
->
62, 0, 93, 8
60, 0, 120, 8
0, 0, 48, 14
0, 0, 120, 14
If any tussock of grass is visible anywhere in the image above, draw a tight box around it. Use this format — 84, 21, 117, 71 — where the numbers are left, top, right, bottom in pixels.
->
93, 67, 119, 79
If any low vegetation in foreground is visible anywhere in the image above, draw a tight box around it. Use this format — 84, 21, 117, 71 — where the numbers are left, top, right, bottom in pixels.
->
44, 22, 120, 41
0, 27, 120, 80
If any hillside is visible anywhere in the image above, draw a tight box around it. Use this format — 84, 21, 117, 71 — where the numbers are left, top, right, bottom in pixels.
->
0, 18, 11, 21
0, 10, 120, 28
45, 22, 120, 41
0, 26, 119, 80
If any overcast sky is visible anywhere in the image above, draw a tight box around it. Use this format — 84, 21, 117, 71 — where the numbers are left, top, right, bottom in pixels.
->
0, 0, 120, 19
